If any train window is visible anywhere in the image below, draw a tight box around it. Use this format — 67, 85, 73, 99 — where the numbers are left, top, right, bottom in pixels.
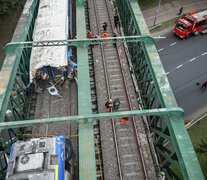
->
50, 155, 58, 165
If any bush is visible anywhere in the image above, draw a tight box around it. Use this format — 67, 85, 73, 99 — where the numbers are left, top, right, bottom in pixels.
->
0, 0, 20, 15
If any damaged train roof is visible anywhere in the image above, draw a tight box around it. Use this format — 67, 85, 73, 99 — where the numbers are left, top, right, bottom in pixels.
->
29, 0, 68, 82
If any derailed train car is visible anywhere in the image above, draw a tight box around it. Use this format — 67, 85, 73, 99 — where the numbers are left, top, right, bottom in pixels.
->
6, 136, 73, 180
29, 0, 77, 88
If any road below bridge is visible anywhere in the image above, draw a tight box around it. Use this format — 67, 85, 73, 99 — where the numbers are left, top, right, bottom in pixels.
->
155, 31, 207, 122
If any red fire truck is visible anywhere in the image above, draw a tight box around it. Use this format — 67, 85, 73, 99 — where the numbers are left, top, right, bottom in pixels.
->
174, 8, 207, 39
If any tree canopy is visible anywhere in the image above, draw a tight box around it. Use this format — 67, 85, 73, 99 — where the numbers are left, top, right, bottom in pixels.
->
0, 0, 20, 15
195, 138, 207, 156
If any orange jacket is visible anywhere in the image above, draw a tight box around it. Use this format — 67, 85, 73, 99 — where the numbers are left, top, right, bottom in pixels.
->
102, 33, 108, 38
87, 31, 93, 38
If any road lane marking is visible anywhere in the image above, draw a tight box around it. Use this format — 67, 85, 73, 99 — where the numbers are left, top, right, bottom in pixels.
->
189, 58, 196, 62
158, 48, 164, 52
176, 64, 183, 69
170, 42, 177, 46
160, 52, 206, 77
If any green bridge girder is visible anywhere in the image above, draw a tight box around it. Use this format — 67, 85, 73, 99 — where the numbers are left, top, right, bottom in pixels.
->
5, 35, 155, 52
0, 0, 204, 179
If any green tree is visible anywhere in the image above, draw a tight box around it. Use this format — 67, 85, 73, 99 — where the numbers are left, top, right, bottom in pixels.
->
0, 0, 20, 15
195, 138, 207, 155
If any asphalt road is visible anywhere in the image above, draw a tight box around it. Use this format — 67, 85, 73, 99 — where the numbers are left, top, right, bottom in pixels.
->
155, 29, 207, 122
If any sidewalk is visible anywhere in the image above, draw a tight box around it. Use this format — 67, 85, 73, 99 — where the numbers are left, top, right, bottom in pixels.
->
141, 0, 207, 29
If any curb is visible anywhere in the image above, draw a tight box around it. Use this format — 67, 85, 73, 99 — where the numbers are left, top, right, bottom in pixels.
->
149, 16, 182, 36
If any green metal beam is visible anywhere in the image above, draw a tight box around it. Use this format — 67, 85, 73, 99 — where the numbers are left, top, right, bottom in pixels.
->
76, 2, 97, 179
125, 0, 204, 179
0, 108, 183, 130
5, 35, 155, 53
0, 0, 38, 122
76, 0, 85, 6
156, 147, 181, 171
151, 127, 172, 143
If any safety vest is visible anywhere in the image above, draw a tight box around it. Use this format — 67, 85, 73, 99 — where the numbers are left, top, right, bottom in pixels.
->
102, 33, 108, 38
109, 103, 113, 108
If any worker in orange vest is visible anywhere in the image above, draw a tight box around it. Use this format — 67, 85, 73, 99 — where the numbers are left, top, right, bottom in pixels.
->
121, 117, 129, 125
102, 32, 108, 46
87, 30, 93, 38
105, 99, 113, 112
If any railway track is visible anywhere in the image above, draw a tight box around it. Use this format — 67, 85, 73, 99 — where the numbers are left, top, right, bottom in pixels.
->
87, 0, 157, 179
85, 1, 104, 179
27, 80, 79, 179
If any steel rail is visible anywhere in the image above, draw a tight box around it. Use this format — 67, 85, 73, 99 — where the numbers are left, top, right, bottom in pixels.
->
91, 0, 123, 179
105, 0, 148, 179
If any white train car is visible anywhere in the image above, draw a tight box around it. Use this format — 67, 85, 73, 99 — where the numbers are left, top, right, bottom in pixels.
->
29, 0, 68, 82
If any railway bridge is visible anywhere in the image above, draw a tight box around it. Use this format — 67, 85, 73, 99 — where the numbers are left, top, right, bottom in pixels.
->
0, 0, 204, 179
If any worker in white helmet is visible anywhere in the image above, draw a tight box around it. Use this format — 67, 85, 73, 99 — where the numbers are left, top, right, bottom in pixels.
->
105, 99, 113, 112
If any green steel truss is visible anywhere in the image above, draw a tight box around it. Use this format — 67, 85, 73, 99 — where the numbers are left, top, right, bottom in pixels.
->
0, 0, 39, 178
0, 0, 204, 179
115, 0, 204, 179
5, 35, 155, 52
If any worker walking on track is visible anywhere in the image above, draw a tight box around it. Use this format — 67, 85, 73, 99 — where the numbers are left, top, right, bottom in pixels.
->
103, 20, 108, 32
87, 30, 93, 38
102, 32, 108, 46
121, 117, 129, 125
114, 14, 119, 28
105, 99, 113, 112
113, 97, 120, 110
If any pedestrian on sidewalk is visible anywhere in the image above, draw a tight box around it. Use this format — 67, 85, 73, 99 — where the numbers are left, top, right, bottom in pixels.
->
103, 20, 108, 32
102, 32, 109, 46
121, 117, 128, 125
201, 81, 207, 91
114, 14, 119, 28
177, 6, 184, 16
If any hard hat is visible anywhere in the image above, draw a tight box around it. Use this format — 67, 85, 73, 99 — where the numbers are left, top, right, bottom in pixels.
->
109, 99, 112, 102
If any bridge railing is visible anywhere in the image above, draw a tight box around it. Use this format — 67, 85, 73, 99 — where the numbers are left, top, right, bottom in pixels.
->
115, 0, 204, 179
0, 0, 204, 179
0, 0, 39, 177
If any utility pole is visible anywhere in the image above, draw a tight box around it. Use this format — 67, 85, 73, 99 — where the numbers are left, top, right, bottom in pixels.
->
153, 0, 162, 26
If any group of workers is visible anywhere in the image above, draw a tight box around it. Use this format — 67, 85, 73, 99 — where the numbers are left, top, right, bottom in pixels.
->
86, 14, 119, 46
105, 98, 128, 125
105, 98, 120, 112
